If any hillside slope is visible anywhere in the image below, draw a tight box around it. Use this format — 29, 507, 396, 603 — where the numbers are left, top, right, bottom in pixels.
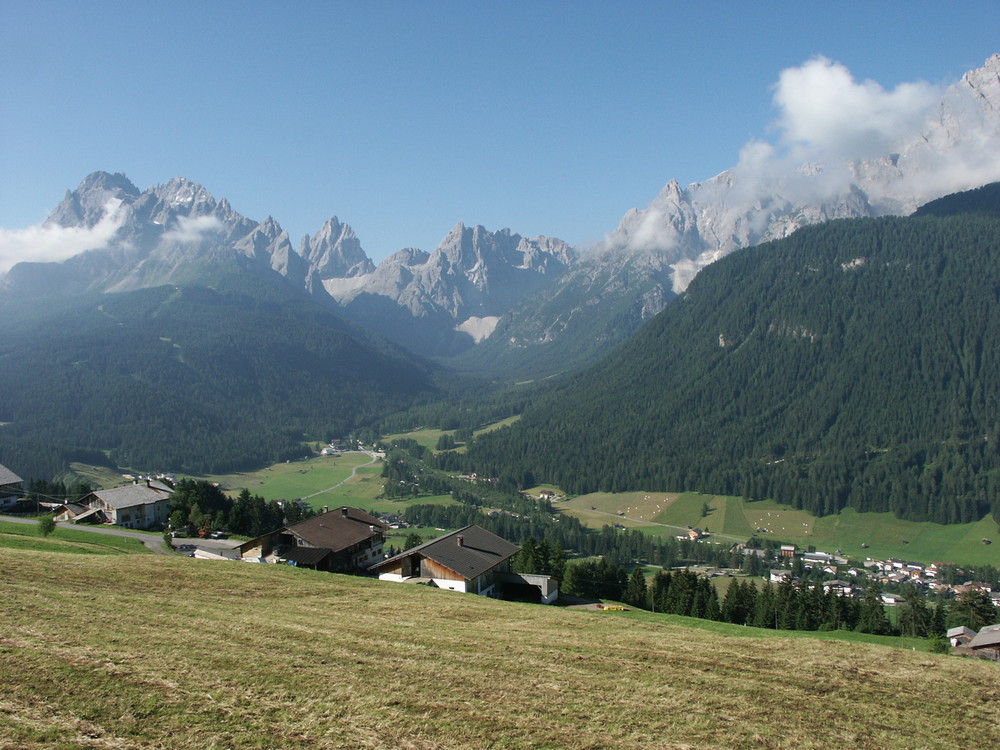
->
2, 549, 997, 749
466, 188, 1000, 524
0, 266, 439, 477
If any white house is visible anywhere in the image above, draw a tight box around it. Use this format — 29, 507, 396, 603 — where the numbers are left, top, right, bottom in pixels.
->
82, 481, 173, 530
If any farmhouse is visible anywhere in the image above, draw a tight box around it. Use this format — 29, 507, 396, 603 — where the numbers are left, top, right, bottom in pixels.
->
374, 525, 557, 603
237, 507, 386, 573
968, 624, 1000, 660
947, 625, 977, 647
81, 481, 173, 529
0, 463, 23, 509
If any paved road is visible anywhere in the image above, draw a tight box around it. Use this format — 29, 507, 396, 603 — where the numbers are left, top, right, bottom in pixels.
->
0, 514, 174, 555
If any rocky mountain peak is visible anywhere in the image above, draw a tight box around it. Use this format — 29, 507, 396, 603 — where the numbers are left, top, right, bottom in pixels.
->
47, 171, 140, 228
151, 177, 218, 214
299, 217, 374, 278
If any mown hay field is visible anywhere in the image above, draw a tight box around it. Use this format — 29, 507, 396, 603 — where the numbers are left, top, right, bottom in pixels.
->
563, 490, 1000, 566
2, 549, 998, 749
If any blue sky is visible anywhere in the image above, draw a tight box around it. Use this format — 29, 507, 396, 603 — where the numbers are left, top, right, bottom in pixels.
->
2, 1, 998, 262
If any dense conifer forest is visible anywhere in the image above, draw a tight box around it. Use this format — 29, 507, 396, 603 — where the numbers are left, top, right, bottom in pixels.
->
463, 186, 1000, 526
0, 268, 442, 477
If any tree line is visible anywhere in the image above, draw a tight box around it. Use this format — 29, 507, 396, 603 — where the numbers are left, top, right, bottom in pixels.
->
166, 479, 315, 538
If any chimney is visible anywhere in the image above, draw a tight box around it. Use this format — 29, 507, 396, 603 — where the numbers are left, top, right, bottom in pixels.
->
456, 535, 464, 547
341, 507, 349, 518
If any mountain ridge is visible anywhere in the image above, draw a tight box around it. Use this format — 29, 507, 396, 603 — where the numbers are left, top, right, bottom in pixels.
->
457, 54, 1000, 379
463, 185, 1000, 526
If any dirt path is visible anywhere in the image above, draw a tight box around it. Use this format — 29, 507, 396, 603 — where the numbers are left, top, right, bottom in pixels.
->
301, 453, 380, 500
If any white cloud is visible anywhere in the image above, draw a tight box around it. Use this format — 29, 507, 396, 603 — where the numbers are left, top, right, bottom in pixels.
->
721, 55, 1000, 211
162, 214, 223, 243
0, 199, 125, 274
772, 56, 941, 161
602, 55, 1000, 270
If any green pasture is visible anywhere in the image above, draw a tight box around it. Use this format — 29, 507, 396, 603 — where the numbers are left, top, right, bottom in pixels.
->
565, 490, 1000, 566
365, 493, 458, 516
383, 427, 450, 451
473, 415, 520, 436
383, 522, 458, 549
68, 462, 130, 489
383, 416, 521, 454
0, 520, 148, 555
206, 453, 379, 504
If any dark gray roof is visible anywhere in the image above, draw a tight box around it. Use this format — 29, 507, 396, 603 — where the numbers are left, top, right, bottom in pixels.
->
88, 482, 173, 510
374, 525, 520, 580
282, 546, 331, 566
969, 624, 1000, 649
0, 463, 23, 486
287, 507, 386, 552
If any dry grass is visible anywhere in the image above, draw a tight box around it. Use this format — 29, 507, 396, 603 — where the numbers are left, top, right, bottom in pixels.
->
2, 549, 998, 749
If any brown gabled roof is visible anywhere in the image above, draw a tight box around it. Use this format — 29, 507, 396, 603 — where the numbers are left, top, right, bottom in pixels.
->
373, 525, 520, 581
287, 507, 386, 553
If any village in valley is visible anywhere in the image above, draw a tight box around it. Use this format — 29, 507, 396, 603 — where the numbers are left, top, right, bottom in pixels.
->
3, 449, 999, 661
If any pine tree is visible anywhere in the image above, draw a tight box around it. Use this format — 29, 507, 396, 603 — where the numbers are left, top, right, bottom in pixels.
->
945, 589, 997, 630
857, 583, 893, 635
514, 537, 540, 574
624, 568, 648, 609
548, 541, 567, 582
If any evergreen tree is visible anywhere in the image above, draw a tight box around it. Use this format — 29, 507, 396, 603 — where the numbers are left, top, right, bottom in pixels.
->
752, 582, 777, 629
897, 584, 932, 637
513, 537, 540, 574
548, 541, 567, 582
945, 589, 997, 630
649, 571, 672, 613
624, 568, 648, 609
857, 583, 893, 635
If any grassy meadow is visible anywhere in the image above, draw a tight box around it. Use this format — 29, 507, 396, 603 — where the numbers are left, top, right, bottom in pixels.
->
559, 490, 1000, 566
2, 548, 998, 749
205, 453, 381, 509
383, 415, 522, 454
0, 520, 148, 556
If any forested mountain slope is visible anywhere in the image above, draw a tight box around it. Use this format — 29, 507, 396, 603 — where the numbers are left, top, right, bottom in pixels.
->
466, 185, 1000, 525
0, 264, 439, 478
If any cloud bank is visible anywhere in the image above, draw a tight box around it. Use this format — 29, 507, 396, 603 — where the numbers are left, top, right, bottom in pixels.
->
772, 56, 942, 162
606, 54, 1000, 267
724, 55, 1000, 209
162, 214, 223, 244
0, 199, 125, 275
